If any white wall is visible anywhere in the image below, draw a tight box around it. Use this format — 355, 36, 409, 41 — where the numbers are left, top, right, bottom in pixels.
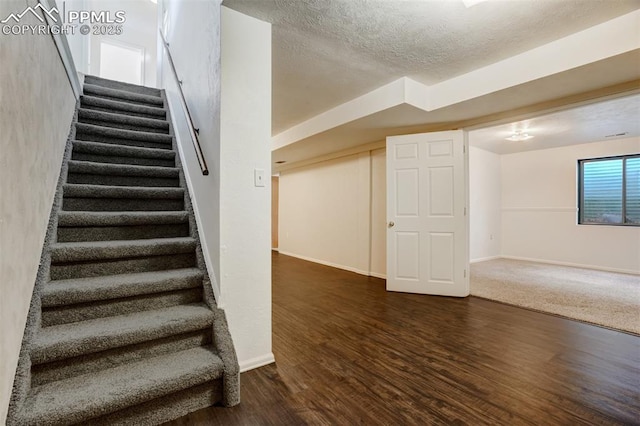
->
469, 146, 501, 262
161, 0, 222, 298
55, 0, 90, 75
88, 0, 157, 87
0, 0, 77, 421
501, 137, 640, 274
279, 148, 387, 277
219, 7, 273, 371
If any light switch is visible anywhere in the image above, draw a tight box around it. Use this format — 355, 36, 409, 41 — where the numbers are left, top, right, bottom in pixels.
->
254, 168, 265, 187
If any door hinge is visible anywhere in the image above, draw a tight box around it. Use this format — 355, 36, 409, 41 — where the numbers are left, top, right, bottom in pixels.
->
464, 207, 467, 216
463, 145, 466, 154
464, 269, 467, 278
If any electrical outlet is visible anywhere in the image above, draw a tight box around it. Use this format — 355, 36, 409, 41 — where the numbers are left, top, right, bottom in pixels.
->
254, 168, 265, 187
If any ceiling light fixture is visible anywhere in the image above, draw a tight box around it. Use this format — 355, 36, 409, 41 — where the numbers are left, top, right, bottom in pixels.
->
462, 0, 489, 8
506, 131, 534, 142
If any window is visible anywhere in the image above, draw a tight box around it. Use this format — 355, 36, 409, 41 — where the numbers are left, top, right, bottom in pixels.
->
578, 154, 640, 226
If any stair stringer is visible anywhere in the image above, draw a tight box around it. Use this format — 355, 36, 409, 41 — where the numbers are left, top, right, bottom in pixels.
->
161, 89, 240, 407
7, 102, 80, 423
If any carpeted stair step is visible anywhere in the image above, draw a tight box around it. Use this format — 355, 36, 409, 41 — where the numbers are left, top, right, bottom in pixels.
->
57, 211, 189, 242
81, 95, 166, 120
40, 268, 204, 326
78, 108, 170, 134
75, 122, 173, 150
42, 268, 203, 307
49, 237, 197, 280
32, 304, 214, 364
84, 75, 162, 97
72, 140, 175, 168
19, 346, 223, 426
84, 84, 164, 108
31, 329, 213, 388
50, 237, 196, 263
62, 183, 184, 211
67, 160, 180, 188
41, 270, 205, 327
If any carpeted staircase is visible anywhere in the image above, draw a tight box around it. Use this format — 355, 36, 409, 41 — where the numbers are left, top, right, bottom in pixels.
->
7, 75, 239, 425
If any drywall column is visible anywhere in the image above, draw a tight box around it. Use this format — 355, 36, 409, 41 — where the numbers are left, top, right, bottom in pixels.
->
220, 7, 273, 371
370, 148, 387, 277
469, 146, 502, 262
162, 2, 273, 370
0, 0, 76, 421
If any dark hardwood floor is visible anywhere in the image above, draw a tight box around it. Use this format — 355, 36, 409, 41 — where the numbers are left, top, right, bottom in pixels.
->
165, 252, 640, 425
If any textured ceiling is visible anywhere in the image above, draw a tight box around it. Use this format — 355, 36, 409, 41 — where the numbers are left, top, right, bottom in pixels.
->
469, 94, 640, 155
223, 0, 640, 133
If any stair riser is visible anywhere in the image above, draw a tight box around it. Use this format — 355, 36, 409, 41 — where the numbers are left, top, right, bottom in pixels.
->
71, 152, 175, 168
84, 91, 164, 108
75, 132, 172, 150
67, 172, 179, 188
92, 381, 223, 425
50, 253, 196, 280
31, 330, 212, 387
63, 197, 184, 212
57, 223, 189, 242
84, 77, 162, 97
79, 117, 169, 135
42, 288, 204, 326
81, 103, 166, 120
75, 124, 173, 144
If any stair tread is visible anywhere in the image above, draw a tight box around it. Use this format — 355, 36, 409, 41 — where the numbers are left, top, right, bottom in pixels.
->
81, 95, 166, 118
84, 75, 162, 97
50, 236, 196, 263
72, 140, 175, 159
76, 122, 173, 144
78, 108, 169, 129
84, 84, 164, 107
63, 183, 184, 199
32, 303, 214, 364
21, 345, 223, 425
68, 160, 179, 178
58, 210, 188, 227
42, 268, 203, 306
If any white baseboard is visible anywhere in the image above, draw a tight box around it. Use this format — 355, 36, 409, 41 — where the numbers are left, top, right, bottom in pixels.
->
369, 271, 387, 279
501, 255, 639, 275
277, 251, 374, 277
470, 256, 501, 264
239, 353, 275, 373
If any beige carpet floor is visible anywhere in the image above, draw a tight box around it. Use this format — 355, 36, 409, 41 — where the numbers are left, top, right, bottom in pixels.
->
471, 258, 640, 335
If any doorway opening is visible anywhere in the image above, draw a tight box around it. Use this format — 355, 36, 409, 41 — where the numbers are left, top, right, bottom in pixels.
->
99, 41, 145, 85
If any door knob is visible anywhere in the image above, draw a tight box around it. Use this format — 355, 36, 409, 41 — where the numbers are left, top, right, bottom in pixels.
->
388, 221, 395, 228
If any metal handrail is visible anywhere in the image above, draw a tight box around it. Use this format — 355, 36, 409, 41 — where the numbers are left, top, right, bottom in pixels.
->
159, 30, 209, 175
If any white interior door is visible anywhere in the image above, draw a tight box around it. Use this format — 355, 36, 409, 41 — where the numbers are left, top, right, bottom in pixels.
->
386, 130, 469, 296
